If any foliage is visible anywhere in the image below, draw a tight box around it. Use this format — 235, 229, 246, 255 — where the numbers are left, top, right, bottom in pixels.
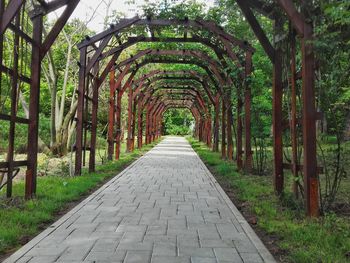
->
163, 109, 194, 135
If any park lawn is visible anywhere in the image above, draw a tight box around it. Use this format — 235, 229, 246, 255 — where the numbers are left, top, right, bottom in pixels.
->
188, 138, 350, 263
0, 139, 159, 256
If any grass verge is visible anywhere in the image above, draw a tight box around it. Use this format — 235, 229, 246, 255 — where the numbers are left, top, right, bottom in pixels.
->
0, 140, 159, 257
188, 137, 350, 263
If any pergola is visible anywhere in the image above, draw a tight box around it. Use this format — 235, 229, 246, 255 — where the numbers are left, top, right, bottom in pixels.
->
0, 0, 320, 217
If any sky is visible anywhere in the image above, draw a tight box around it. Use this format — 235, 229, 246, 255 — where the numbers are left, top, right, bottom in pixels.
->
52, 0, 216, 33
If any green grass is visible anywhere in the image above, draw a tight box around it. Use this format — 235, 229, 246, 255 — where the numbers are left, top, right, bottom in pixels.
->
0, 140, 160, 256
188, 138, 350, 263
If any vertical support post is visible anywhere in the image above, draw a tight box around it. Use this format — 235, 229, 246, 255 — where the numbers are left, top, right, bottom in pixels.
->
145, 104, 150, 144
131, 98, 137, 151
75, 47, 87, 176
107, 70, 115, 160
126, 83, 133, 152
290, 34, 299, 197
237, 94, 243, 170
7, 12, 20, 197
221, 98, 226, 159
137, 100, 143, 149
89, 62, 99, 173
207, 114, 212, 148
227, 99, 234, 160
244, 51, 253, 172
273, 44, 284, 194
213, 95, 220, 152
302, 23, 319, 217
115, 86, 122, 159
26, 9, 43, 197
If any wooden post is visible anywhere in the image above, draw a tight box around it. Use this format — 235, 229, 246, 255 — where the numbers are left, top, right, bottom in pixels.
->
213, 95, 220, 152
115, 86, 122, 159
273, 46, 284, 194
126, 83, 133, 152
302, 23, 319, 217
221, 98, 226, 159
237, 94, 243, 170
244, 51, 253, 172
107, 70, 115, 160
89, 62, 99, 172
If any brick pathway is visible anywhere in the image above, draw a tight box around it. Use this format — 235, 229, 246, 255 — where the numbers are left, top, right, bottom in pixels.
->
5, 137, 275, 263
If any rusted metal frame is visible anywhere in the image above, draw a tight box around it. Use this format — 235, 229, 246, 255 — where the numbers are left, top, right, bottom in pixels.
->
85, 34, 113, 74
25, 10, 43, 197
244, 51, 253, 172
89, 61, 99, 172
0, 0, 24, 35
235, 0, 275, 62
107, 70, 116, 160
41, 0, 79, 57
6, 11, 20, 197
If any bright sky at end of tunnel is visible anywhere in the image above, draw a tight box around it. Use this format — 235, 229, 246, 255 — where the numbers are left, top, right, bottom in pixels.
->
52, 0, 217, 34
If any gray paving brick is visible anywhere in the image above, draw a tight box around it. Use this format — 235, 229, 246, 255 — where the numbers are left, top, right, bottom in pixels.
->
4, 137, 274, 263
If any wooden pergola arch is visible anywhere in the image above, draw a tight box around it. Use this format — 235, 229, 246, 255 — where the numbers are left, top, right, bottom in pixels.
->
0, 0, 319, 216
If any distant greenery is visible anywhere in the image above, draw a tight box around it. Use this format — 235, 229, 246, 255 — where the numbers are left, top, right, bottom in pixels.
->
163, 109, 194, 135
189, 138, 350, 263
0, 140, 160, 255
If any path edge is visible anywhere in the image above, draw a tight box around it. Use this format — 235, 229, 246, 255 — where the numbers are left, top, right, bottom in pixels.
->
189, 141, 277, 263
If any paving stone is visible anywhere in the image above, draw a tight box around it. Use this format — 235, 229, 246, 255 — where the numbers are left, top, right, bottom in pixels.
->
213, 248, 242, 262
3, 137, 274, 263
191, 257, 217, 263
240, 253, 264, 263
124, 250, 152, 263
153, 241, 177, 256
151, 255, 191, 263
